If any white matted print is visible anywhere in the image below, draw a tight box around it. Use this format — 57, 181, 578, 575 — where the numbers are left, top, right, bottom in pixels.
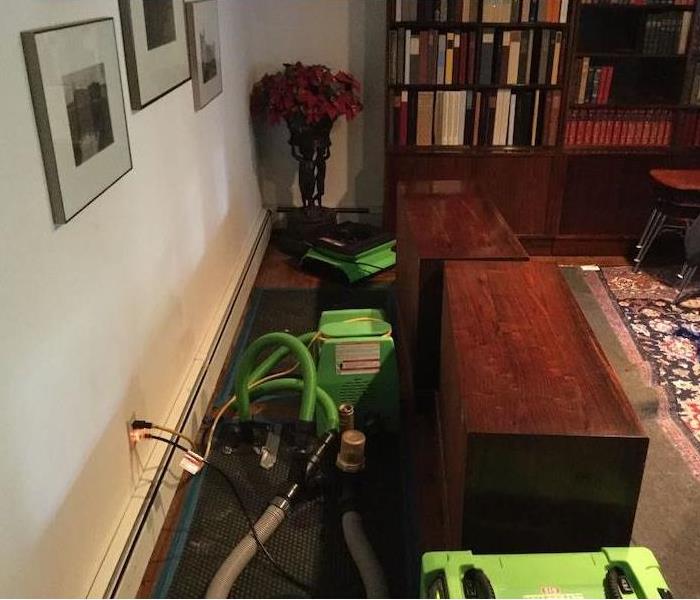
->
119, 0, 190, 109
22, 18, 131, 224
186, 0, 222, 111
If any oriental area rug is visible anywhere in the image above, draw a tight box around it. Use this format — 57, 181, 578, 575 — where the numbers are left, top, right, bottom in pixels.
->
584, 266, 700, 480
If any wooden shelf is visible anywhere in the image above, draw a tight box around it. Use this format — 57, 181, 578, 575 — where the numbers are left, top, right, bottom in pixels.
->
389, 83, 563, 90
390, 21, 568, 29
564, 145, 671, 154
388, 145, 559, 155
574, 51, 686, 58
564, 145, 700, 154
570, 102, 689, 108
579, 3, 695, 10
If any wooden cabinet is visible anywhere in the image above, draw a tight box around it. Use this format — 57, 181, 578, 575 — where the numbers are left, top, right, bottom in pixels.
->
439, 261, 648, 551
396, 183, 527, 393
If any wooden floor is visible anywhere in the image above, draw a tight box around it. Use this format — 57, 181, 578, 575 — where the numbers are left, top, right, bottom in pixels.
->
136, 243, 630, 596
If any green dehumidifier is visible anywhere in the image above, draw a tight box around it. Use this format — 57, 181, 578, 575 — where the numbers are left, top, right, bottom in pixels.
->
420, 548, 672, 599
301, 222, 396, 283
315, 308, 399, 431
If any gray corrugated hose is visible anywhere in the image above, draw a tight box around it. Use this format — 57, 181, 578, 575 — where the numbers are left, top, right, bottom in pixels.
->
342, 510, 390, 599
205, 501, 287, 598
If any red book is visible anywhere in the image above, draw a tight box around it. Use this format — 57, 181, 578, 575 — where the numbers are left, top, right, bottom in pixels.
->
603, 111, 613, 145
584, 113, 594, 145
612, 116, 622, 146
565, 118, 576, 146
694, 114, 700, 146
599, 66, 614, 105
576, 110, 587, 145
459, 32, 468, 85
642, 110, 652, 146
649, 115, 660, 146
620, 119, 630, 146
592, 114, 602, 145
662, 115, 672, 146
399, 91, 408, 146
632, 111, 643, 146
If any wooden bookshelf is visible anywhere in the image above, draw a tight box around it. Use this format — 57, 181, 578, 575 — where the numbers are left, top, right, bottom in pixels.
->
384, 0, 700, 255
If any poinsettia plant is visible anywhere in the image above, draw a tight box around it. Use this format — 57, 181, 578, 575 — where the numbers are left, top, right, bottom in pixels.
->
251, 62, 363, 129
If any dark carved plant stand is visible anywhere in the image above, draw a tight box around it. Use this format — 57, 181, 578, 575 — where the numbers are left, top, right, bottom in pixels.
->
284, 117, 337, 245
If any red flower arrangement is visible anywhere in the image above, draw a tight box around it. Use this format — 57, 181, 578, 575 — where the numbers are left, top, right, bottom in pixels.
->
251, 62, 363, 128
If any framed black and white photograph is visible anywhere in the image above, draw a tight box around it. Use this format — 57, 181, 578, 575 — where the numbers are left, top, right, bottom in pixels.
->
22, 18, 132, 225
119, 0, 190, 109
186, 0, 222, 111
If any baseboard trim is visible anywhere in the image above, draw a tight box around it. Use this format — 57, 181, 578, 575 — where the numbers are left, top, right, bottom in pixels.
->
88, 208, 271, 598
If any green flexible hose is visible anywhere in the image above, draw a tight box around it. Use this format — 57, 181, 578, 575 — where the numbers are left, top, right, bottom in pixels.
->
248, 332, 316, 383
235, 332, 318, 423
248, 378, 339, 432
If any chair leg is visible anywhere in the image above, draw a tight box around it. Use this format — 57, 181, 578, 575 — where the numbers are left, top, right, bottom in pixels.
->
675, 265, 698, 304
634, 213, 667, 273
636, 208, 660, 249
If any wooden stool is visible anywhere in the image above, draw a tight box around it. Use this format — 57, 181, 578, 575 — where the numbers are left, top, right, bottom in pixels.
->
634, 169, 700, 272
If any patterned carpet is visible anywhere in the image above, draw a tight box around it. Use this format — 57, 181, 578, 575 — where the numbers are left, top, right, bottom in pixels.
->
590, 266, 700, 480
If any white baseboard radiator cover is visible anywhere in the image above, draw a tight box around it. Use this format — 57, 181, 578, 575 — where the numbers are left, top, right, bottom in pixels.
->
89, 209, 271, 598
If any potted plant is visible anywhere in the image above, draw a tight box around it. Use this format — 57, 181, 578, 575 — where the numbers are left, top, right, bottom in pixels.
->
251, 62, 363, 240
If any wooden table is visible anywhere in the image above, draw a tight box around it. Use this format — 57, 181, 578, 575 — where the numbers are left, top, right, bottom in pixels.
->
439, 261, 648, 552
396, 180, 528, 397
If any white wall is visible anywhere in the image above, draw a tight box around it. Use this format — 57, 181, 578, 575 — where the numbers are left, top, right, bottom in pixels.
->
0, 1, 264, 596
248, 0, 386, 218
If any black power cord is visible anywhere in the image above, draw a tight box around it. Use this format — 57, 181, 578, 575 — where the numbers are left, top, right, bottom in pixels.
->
146, 434, 314, 595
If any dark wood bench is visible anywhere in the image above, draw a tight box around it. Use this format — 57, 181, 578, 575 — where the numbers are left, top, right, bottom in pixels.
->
396, 180, 528, 399
438, 261, 648, 552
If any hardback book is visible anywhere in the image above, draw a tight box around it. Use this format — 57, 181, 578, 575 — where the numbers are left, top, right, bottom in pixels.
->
530, 90, 540, 146
508, 31, 521, 84
407, 90, 418, 144
399, 91, 409, 145
479, 29, 496, 84
538, 30, 550, 84
404, 29, 412, 83
445, 32, 455, 84
401, 0, 417, 22
434, 91, 444, 145
419, 31, 429, 83
518, 30, 530, 84
472, 91, 482, 146
577, 57, 590, 104
389, 30, 398, 84
500, 31, 512, 84
397, 28, 406, 83
437, 33, 447, 84
550, 31, 562, 84
507, 93, 517, 145
416, 91, 435, 145
409, 34, 420, 84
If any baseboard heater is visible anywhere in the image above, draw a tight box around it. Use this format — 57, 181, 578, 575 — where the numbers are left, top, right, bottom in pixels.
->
90, 209, 271, 598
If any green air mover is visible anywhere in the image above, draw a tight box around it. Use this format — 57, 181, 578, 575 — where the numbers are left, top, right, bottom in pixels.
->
301, 221, 396, 283
315, 308, 399, 431
420, 548, 673, 599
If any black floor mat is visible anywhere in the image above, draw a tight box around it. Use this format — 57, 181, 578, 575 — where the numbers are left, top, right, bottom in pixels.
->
163, 286, 408, 598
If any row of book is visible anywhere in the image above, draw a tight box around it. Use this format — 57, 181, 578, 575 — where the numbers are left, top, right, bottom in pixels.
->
581, 0, 693, 5
565, 109, 673, 146
642, 12, 692, 55
388, 28, 564, 86
393, 0, 570, 22
674, 111, 700, 146
389, 89, 562, 146
572, 59, 614, 104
